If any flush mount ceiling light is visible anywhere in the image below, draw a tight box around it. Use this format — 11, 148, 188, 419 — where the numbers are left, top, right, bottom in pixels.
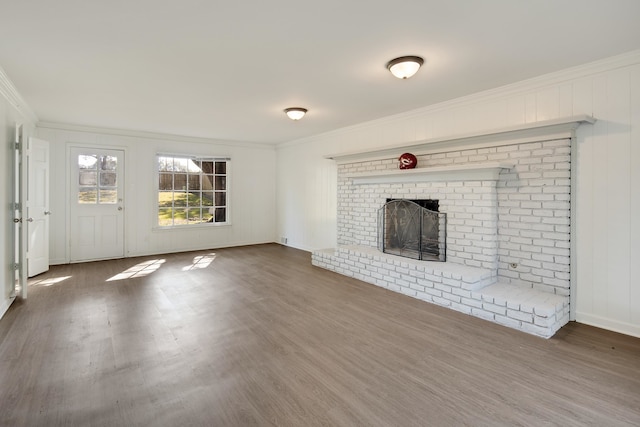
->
284, 107, 308, 120
386, 56, 424, 79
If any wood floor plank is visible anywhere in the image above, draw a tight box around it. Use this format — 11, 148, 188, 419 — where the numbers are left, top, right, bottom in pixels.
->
0, 243, 639, 426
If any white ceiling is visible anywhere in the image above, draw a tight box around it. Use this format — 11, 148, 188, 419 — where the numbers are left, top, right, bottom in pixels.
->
1, 1, 639, 144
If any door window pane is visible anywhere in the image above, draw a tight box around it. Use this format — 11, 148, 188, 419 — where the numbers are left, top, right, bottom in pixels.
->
78, 154, 119, 204
79, 188, 97, 204
100, 172, 117, 187
79, 155, 97, 170
79, 171, 97, 186
101, 156, 117, 171
100, 190, 117, 204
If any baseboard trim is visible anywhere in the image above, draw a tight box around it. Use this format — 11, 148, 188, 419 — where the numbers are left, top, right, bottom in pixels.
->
0, 295, 16, 320
575, 312, 640, 338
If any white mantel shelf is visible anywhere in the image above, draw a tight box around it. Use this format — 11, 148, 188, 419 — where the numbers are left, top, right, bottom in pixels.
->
326, 115, 596, 164
348, 162, 514, 184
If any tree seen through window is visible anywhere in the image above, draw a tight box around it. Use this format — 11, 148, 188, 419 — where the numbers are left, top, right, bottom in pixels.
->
157, 155, 228, 226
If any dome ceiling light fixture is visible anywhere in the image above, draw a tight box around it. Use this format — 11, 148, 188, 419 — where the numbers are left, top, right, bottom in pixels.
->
284, 107, 308, 120
386, 56, 424, 79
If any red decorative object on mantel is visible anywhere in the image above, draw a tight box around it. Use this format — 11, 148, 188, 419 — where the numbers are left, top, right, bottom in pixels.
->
398, 152, 418, 169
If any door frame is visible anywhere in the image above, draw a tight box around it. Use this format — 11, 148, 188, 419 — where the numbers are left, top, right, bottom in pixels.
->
13, 122, 27, 299
66, 143, 128, 263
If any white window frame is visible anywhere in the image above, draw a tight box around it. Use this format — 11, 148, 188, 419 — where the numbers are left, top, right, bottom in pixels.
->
155, 153, 230, 228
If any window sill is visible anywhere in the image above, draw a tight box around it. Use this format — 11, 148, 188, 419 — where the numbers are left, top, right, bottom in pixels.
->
153, 222, 232, 231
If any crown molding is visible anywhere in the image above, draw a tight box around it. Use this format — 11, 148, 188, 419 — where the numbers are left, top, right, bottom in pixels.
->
36, 121, 276, 150
0, 66, 38, 123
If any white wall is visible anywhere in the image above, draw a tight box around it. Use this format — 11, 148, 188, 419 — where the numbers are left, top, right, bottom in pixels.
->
0, 71, 36, 319
276, 50, 640, 338
36, 125, 276, 264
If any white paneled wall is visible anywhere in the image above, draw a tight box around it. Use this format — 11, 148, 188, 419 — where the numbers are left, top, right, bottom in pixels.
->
276, 140, 337, 251
37, 126, 277, 263
277, 51, 640, 337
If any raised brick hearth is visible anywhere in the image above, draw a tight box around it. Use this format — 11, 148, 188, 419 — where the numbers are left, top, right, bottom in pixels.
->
313, 246, 569, 338
312, 119, 591, 338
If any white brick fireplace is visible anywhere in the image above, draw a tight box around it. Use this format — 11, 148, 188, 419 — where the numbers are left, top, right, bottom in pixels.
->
312, 116, 595, 338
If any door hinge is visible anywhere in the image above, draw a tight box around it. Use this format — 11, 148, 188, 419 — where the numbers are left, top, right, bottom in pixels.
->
14, 142, 21, 150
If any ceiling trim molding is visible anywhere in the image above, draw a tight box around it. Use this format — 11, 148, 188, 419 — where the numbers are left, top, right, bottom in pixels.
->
279, 49, 640, 149
36, 121, 276, 150
0, 66, 38, 123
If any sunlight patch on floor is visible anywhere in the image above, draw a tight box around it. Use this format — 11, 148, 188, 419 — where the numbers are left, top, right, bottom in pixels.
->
29, 276, 72, 287
107, 259, 166, 281
182, 253, 216, 271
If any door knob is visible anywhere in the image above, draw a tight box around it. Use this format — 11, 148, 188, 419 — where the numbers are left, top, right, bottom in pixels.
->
118, 207, 123, 211
26, 218, 34, 222
13, 218, 22, 223
44, 211, 52, 215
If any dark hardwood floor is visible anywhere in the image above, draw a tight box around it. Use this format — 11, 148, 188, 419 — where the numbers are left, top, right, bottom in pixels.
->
1, 244, 639, 426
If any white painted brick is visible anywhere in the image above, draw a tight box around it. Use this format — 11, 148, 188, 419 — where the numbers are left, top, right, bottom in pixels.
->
422, 287, 443, 298
531, 268, 555, 279
409, 283, 426, 292
443, 293, 461, 303
395, 278, 412, 287
506, 300, 521, 310
495, 315, 522, 329
488, 153, 510, 160
331, 137, 572, 338
534, 314, 557, 328
432, 296, 452, 306
521, 322, 552, 338
472, 308, 495, 321
541, 277, 570, 288
415, 291, 433, 303
434, 283, 453, 293
483, 302, 507, 316
507, 309, 534, 323
452, 288, 472, 298
399, 287, 417, 297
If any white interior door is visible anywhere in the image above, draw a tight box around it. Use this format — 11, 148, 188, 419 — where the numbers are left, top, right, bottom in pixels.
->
70, 147, 125, 262
27, 137, 50, 278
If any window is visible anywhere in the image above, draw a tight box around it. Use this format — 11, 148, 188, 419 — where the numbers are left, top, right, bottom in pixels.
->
78, 154, 118, 204
157, 155, 229, 227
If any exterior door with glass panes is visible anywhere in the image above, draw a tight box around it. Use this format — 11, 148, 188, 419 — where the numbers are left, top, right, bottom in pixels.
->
69, 147, 124, 262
